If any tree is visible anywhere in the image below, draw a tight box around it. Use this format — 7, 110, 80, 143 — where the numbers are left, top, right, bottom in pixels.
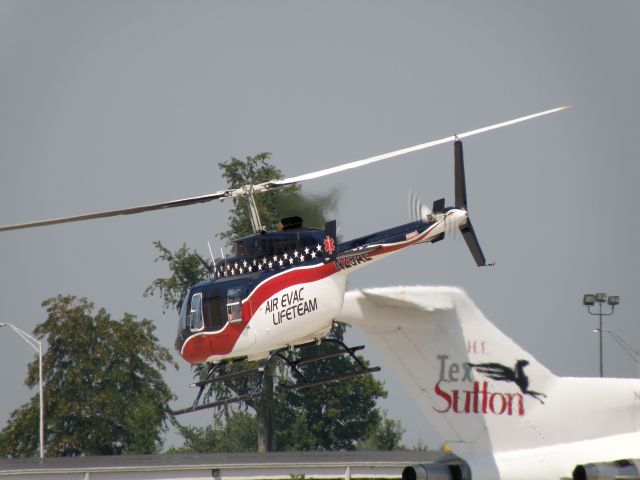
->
217, 153, 335, 242
372, 415, 405, 450
144, 242, 211, 312
275, 334, 387, 451
148, 152, 399, 452
168, 412, 257, 453
357, 411, 405, 451
0, 295, 176, 457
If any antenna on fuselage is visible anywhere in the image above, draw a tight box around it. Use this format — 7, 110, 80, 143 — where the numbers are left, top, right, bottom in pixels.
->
206, 241, 216, 276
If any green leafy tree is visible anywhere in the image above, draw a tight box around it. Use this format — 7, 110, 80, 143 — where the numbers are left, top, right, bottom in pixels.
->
372, 415, 405, 450
412, 437, 429, 451
168, 412, 257, 453
357, 411, 405, 451
144, 242, 211, 312
148, 152, 400, 452
218, 153, 335, 242
275, 336, 387, 451
0, 295, 176, 457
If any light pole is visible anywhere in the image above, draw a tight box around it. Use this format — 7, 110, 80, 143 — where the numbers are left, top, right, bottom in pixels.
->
0, 322, 44, 459
583, 293, 620, 377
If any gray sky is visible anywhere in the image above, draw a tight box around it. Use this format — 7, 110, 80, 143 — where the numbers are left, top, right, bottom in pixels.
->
1, 1, 639, 450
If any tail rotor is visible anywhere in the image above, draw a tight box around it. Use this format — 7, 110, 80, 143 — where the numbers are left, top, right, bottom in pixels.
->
454, 139, 489, 267
408, 189, 433, 222
409, 139, 491, 267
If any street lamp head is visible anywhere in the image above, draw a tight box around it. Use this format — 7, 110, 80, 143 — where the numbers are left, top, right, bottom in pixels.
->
583, 294, 595, 306
0, 322, 6, 327
608, 295, 620, 306
595, 293, 608, 303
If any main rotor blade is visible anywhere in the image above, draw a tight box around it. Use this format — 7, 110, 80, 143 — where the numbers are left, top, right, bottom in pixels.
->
460, 219, 486, 267
260, 106, 571, 190
0, 190, 232, 232
0, 106, 570, 233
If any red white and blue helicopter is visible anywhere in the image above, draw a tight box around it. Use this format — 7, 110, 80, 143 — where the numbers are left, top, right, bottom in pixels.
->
0, 107, 569, 414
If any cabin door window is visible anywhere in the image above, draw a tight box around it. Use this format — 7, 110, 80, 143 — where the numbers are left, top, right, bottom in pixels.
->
226, 288, 243, 324
189, 292, 204, 332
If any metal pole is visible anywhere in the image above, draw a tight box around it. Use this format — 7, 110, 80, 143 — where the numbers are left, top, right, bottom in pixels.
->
599, 302, 603, 377
0, 322, 45, 458
38, 341, 44, 460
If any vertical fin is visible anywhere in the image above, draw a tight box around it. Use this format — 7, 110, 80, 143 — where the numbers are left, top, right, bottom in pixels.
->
336, 286, 555, 455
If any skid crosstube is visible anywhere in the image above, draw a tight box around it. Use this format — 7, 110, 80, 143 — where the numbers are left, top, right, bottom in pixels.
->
169, 339, 380, 416
278, 366, 381, 391
170, 393, 259, 416
190, 365, 263, 389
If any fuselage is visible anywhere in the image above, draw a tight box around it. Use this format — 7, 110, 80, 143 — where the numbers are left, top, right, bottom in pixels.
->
175, 209, 469, 364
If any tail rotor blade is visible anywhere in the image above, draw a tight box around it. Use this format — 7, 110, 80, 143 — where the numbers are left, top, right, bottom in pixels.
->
408, 190, 419, 221
460, 219, 486, 267
408, 189, 431, 222
454, 140, 467, 210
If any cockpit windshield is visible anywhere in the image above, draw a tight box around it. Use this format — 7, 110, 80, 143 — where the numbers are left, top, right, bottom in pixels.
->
189, 292, 204, 331
176, 282, 250, 353
178, 290, 189, 333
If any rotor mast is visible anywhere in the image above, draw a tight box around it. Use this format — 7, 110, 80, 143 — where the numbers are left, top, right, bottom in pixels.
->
246, 189, 264, 232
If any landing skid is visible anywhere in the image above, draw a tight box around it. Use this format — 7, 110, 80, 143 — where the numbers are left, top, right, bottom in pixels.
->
170, 339, 380, 416
274, 339, 380, 391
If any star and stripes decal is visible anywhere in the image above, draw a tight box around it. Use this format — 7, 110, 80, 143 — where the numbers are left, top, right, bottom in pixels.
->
213, 243, 327, 278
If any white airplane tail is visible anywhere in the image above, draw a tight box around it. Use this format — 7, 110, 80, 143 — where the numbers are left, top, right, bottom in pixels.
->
336, 286, 640, 479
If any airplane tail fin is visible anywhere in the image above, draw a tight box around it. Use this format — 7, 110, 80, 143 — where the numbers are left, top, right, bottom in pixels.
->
336, 286, 556, 455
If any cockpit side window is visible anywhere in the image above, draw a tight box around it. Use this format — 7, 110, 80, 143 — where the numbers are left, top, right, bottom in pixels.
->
189, 292, 204, 332
235, 238, 262, 258
271, 238, 297, 255
234, 243, 247, 257
226, 287, 243, 324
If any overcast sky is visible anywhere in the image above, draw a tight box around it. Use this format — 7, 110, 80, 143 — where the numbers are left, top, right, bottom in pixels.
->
1, 1, 639, 450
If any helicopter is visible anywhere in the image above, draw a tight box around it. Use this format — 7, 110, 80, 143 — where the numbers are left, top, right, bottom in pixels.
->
0, 106, 569, 414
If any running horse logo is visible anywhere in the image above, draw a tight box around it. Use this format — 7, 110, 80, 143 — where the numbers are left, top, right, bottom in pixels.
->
467, 359, 547, 404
